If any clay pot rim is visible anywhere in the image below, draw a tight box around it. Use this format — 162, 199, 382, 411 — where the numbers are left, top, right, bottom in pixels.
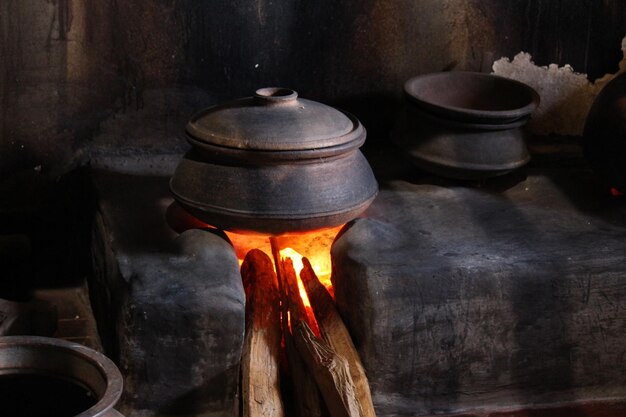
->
404, 71, 540, 124
0, 336, 123, 417
170, 181, 379, 220
409, 105, 531, 131
172, 193, 378, 235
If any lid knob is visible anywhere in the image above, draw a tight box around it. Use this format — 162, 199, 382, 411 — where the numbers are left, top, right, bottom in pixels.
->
254, 87, 298, 104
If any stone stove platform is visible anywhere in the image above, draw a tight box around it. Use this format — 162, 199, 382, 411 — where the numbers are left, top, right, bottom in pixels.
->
89, 140, 626, 416
332, 144, 626, 416
90, 169, 244, 417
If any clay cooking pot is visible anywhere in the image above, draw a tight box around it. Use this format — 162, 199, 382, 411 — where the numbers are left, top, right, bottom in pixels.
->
170, 87, 378, 234
395, 72, 539, 180
0, 336, 124, 417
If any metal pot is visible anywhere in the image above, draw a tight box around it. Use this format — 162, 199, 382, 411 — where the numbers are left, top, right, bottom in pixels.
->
170, 87, 378, 234
0, 336, 124, 417
395, 72, 539, 180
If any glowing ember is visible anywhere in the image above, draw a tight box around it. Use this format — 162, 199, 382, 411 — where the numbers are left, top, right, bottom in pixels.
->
279, 247, 331, 280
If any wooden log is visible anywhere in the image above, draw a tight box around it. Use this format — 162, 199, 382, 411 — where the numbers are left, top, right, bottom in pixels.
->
240, 249, 284, 417
276, 251, 360, 417
301, 258, 377, 417
284, 327, 326, 417
292, 320, 361, 417
283, 307, 327, 417
269, 237, 325, 417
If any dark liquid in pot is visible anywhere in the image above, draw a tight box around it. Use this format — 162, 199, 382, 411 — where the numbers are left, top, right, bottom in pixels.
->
0, 373, 97, 416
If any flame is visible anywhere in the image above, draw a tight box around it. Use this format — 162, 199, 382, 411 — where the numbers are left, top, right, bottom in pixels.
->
278, 247, 324, 336
227, 225, 340, 292
279, 247, 311, 307
169, 203, 340, 325
228, 227, 341, 338
280, 247, 305, 273
170, 207, 341, 314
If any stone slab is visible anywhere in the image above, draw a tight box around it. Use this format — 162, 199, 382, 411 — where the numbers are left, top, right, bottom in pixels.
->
332, 163, 626, 416
90, 170, 244, 417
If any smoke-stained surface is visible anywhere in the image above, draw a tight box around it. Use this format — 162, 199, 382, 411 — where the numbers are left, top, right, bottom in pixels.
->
0, 1, 118, 175
1, 0, 625, 175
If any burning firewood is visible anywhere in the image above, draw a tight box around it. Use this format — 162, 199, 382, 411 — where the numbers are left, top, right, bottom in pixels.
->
281, 274, 326, 415
270, 238, 326, 417
274, 247, 360, 417
301, 258, 377, 417
240, 249, 285, 417
283, 322, 327, 417
291, 320, 361, 417
270, 238, 325, 417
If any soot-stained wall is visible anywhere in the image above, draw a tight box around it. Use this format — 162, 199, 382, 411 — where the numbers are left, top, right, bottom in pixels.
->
1, 0, 625, 175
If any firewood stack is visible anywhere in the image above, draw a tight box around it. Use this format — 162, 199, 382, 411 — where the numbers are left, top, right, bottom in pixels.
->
238, 241, 376, 417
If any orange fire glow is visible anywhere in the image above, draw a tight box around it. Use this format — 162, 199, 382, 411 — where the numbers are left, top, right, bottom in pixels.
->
279, 247, 311, 307
277, 246, 333, 309
277, 247, 323, 336
225, 225, 340, 292
227, 226, 341, 322
167, 202, 340, 314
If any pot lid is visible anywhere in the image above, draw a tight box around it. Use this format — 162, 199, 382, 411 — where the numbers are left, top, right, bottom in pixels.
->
185, 87, 363, 151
